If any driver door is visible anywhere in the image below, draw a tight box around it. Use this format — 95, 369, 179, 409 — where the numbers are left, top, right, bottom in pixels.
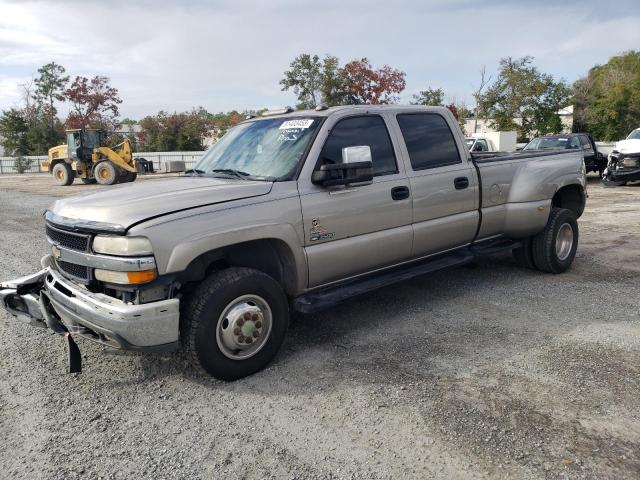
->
298, 114, 413, 287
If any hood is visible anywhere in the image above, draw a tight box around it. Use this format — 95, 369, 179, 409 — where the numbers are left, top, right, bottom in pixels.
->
49, 177, 273, 231
614, 139, 640, 155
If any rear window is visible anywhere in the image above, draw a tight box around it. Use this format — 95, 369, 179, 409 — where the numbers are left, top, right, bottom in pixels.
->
396, 113, 461, 170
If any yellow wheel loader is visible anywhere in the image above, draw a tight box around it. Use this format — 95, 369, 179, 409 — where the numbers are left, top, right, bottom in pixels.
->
44, 129, 138, 186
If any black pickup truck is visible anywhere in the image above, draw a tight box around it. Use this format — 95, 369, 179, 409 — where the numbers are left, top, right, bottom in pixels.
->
523, 133, 606, 175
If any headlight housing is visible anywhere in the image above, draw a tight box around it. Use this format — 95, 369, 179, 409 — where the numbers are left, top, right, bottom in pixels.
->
94, 269, 157, 284
92, 235, 153, 256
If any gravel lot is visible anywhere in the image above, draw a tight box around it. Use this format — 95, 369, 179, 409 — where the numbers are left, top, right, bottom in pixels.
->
0, 175, 638, 479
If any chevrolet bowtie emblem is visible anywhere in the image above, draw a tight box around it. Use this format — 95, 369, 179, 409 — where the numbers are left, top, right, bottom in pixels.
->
51, 245, 61, 259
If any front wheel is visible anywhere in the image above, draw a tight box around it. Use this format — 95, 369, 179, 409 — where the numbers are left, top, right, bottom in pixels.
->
94, 161, 119, 185
181, 267, 289, 380
531, 208, 578, 273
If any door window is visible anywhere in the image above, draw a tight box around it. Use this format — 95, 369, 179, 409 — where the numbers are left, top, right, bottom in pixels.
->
319, 116, 397, 176
397, 113, 462, 170
579, 135, 592, 150
568, 137, 581, 149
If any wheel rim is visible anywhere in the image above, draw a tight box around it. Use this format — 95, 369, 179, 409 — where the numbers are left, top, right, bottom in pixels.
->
555, 223, 574, 261
215, 294, 272, 360
98, 166, 111, 181
55, 168, 64, 180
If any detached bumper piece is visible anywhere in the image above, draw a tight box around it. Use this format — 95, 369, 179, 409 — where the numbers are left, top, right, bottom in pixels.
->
0, 265, 180, 374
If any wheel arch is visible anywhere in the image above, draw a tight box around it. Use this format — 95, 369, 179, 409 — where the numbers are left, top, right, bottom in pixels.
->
552, 184, 585, 218
176, 238, 301, 297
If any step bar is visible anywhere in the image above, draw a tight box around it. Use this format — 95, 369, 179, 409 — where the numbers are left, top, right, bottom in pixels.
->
293, 239, 521, 313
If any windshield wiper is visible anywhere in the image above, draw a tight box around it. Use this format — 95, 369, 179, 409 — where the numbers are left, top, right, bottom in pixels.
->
210, 168, 252, 179
185, 168, 205, 176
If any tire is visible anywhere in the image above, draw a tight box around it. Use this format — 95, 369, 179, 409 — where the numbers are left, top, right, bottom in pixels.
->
52, 162, 75, 186
94, 161, 119, 185
602, 177, 627, 187
80, 177, 97, 184
181, 267, 289, 381
512, 237, 536, 269
121, 171, 137, 183
531, 208, 578, 274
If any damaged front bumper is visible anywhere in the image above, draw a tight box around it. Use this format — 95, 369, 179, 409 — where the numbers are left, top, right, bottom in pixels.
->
1, 256, 180, 371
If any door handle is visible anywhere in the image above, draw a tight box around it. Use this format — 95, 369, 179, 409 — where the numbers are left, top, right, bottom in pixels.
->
391, 186, 410, 200
454, 177, 469, 190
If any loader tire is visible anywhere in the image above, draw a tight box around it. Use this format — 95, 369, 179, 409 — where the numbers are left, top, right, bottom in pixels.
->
94, 161, 119, 185
121, 171, 137, 183
52, 162, 75, 186
531, 208, 578, 274
181, 267, 289, 381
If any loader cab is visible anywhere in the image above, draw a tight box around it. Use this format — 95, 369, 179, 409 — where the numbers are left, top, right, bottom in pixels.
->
66, 129, 102, 161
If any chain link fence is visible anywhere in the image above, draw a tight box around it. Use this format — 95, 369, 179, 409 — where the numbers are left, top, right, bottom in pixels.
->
0, 151, 205, 175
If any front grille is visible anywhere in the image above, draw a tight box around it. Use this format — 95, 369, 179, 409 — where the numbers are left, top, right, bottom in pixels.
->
56, 260, 90, 281
46, 223, 91, 252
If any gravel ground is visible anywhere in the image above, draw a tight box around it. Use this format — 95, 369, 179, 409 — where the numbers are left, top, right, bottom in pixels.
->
0, 176, 638, 479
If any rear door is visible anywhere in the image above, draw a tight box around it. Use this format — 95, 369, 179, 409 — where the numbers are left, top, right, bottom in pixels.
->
298, 114, 413, 287
393, 112, 479, 257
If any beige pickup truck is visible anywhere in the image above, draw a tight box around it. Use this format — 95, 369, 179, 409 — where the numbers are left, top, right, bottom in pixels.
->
0, 106, 586, 380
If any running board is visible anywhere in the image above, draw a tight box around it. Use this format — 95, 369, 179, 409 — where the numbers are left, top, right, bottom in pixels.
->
293, 239, 519, 314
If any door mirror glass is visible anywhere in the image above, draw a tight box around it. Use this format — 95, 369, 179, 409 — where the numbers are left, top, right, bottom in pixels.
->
312, 145, 373, 187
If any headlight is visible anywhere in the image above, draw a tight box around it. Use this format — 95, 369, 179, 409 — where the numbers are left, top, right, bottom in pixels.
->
93, 235, 153, 256
94, 269, 157, 284
622, 157, 640, 168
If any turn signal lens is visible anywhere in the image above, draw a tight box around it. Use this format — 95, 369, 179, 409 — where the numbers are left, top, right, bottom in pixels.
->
94, 269, 157, 285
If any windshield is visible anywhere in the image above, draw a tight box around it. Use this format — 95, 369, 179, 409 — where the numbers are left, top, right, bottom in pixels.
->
626, 129, 640, 140
194, 117, 321, 180
465, 138, 475, 148
83, 131, 101, 149
524, 137, 569, 150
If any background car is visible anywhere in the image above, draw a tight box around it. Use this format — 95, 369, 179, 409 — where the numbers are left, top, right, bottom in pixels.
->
523, 133, 607, 175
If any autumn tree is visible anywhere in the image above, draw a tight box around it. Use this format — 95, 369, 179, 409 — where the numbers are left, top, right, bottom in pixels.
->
34, 62, 68, 142
478, 56, 570, 140
65, 76, 122, 132
341, 58, 406, 104
573, 50, 640, 141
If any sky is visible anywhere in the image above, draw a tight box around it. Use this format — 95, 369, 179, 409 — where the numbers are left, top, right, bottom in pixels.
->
0, 0, 639, 120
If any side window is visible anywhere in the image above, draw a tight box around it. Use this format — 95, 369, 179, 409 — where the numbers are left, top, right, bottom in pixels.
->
568, 137, 580, 149
396, 113, 461, 170
319, 116, 397, 176
477, 139, 489, 151
580, 135, 592, 149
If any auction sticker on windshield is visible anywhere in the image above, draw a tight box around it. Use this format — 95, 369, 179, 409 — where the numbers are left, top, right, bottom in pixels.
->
280, 119, 314, 130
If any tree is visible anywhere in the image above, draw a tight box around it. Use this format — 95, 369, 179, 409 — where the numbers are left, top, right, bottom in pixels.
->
138, 109, 214, 151
0, 108, 30, 156
34, 62, 68, 141
471, 66, 492, 134
573, 51, 640, 141
478, 56, 570, 140
65, 75, 122, 132
280, 54, 348, 109
411, 87, 445, 106
341, 58, 406, 104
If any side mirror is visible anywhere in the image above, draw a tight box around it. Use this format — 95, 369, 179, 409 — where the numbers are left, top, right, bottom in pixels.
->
312, 146, 373, 187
